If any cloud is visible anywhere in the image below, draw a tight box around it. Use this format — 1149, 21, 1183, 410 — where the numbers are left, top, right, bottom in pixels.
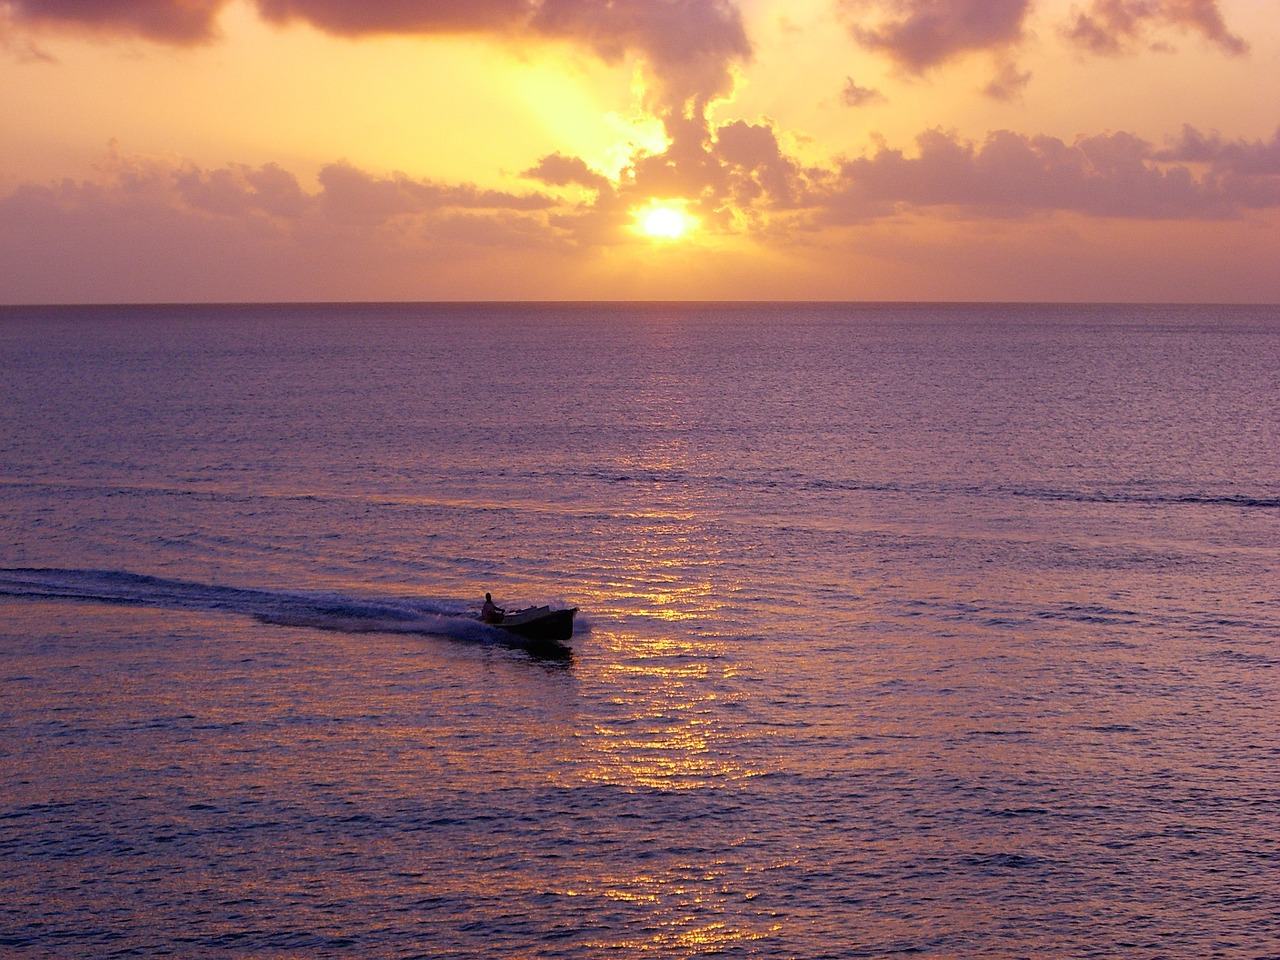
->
841, 0, 1032, 72
5, 0, 753, 215
1, 0, 539, 44
316, 162, 553, 226
580, 112, 816, 238
1064, 0, 1248, 57
5, 123, 1275, 271
1155, 126, 1280, 176
262, 1, 754, 128
535, 113, 1273, 243
837, 0, 1249, 67
531, 0, 751, 118
4, 0, 752, 118
0, 148, 572, 298
167, 155, 558, 228
825, 126, 1280, 222
2, 0, 227, 44
982, 59, 1031, 100
711, 119, 807, 210
254, 0, 535, 35
522, 153, 613, 192
174, 161, 310, 219
842, 77, 887, 107
2, 134, 1277, 302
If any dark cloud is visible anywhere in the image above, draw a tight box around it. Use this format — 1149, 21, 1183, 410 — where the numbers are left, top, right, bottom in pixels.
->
1065, 0, 1248, 57
843, 0, 1032, 72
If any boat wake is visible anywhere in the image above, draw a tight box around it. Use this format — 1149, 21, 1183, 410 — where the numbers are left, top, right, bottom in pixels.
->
0, 567, 522, 647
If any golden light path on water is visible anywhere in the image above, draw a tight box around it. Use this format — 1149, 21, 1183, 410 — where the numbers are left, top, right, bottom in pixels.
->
563, 428, 762, 792
575, 539, 756, 793
500, 515, 781, 955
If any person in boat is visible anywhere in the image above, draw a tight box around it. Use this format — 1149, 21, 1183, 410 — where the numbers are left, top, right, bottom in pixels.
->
481, 592, 505, 624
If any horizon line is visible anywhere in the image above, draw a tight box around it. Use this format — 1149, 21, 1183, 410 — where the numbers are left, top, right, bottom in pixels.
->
3, 299, 1278, 310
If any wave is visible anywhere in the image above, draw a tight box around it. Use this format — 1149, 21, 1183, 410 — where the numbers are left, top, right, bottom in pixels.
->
594, 470, 1280, 511
7, 471, 1275, 518
0, 567, 524, 647
1003, 486, 1280, 510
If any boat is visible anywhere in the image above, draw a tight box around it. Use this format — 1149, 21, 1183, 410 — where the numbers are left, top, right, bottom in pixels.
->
491, 605, 578, 656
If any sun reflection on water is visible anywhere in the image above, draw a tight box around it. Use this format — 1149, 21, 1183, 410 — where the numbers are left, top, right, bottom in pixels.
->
598, 920, 781, 954
572, 861, 784, 955
572, 634, 757, 791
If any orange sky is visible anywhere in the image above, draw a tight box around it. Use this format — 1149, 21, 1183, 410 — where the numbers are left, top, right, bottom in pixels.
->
1, 0, 1277, 302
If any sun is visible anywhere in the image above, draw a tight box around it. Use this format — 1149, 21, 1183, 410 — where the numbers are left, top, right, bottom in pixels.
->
643, 207, 686, 239
635, 201, 696, 241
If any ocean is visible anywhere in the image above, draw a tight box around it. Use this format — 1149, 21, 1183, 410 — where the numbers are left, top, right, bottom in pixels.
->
1, 302, 1277, 958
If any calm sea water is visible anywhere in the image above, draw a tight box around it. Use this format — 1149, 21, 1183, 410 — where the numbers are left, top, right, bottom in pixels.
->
1, 302, 1277, 959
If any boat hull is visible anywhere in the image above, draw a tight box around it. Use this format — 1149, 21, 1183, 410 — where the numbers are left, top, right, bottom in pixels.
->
494, 606, 577, 655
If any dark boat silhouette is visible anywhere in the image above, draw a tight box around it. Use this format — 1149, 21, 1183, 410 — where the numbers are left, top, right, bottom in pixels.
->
490, 605, 578, 657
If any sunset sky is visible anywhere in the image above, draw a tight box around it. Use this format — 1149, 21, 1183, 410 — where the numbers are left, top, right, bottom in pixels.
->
2, 0, 1277, 302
